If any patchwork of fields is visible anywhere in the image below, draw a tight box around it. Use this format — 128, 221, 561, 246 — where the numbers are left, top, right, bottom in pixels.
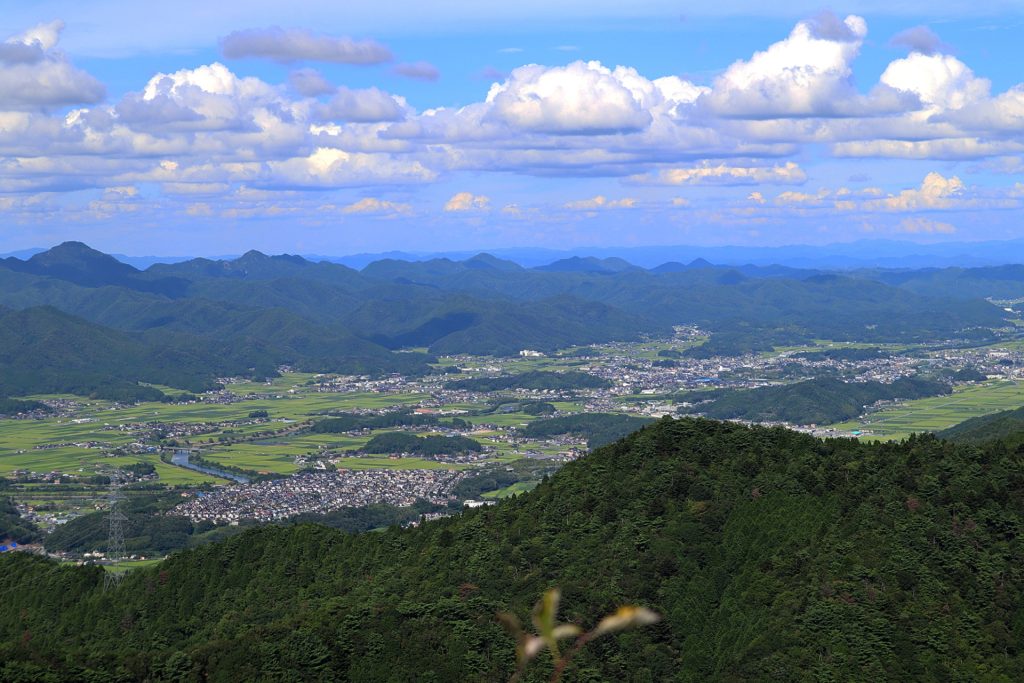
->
6, 338, 1024, 533
828, 380, 1024, 440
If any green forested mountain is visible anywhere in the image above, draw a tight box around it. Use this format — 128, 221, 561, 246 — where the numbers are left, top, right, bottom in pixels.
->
0, 305, 221, 399
533, 255, 640, 273
353, 255, 1005, 345
0, 244, 1007, 378
0, 243, 1011, 401
5, 417, 1023, 681
0, 301, 433, 400
939, 405, 1024, 445
0, 245, 659, 360
0, 241, 189, 296
864, 264, 1024, 301
344, 293, 653, 355
690, 377, 951, 425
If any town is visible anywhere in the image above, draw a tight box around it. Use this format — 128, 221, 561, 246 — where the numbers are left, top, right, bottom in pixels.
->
171, 469, 465, 523
5, 330, 1024, 549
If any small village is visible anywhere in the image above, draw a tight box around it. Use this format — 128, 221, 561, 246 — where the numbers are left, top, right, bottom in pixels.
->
171, 469, 466, 523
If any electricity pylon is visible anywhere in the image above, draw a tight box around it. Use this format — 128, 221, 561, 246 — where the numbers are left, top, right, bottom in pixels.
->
103, 479, 127, 590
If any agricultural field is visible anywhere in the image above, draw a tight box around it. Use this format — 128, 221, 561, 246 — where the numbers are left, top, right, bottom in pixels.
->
0, 383, 434, 476
0, 358, 590, 523
828, 380, 1024, 440
764, 340, 919, 358
10, 334, 1023, 536
481, 481, 539, 499
103, 558, 164, 573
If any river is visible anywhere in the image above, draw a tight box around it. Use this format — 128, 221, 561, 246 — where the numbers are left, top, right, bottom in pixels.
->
171, 449, 250, 484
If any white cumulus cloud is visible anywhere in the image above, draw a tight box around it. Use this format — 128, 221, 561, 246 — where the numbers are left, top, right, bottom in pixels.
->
0, 21, 105, 109
635, 161, 806, 186
864, 172, 965, 211
341, 197, 412, 214
700, 13, 908, 118
880, 53, 989, 111
444, 192, 490, 211
484, 60, 701, 134
564, 195, 635, 210
888, 26, 951, 56
288, 68, 335, 97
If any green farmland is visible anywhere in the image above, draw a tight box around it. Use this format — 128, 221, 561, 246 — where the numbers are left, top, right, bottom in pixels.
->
828, 380, 1024, 440
0, 383, 433, 480
481, 480, 539, 499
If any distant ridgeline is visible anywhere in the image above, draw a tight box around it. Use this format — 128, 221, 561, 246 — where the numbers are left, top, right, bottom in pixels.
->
0, 242, 1011, 400
6, 417, 1024, 679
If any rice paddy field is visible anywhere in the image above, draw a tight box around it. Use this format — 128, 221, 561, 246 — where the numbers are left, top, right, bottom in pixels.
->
0, 380, 434, 479
0, 365, 581, 497
827, 380, 1024, 441
10, 339, 1024, 522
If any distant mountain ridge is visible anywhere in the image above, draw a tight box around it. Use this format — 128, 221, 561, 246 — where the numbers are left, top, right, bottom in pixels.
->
0, 242, 1012, 399
0, 241, 190, 296
533, 255, 639, 273
11, 236, 1024, 270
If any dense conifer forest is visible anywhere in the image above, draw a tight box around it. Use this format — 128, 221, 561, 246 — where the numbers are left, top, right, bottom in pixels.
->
4, 417, 1024, 681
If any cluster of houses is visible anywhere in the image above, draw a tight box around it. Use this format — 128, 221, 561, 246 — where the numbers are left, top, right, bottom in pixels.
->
171, 468, 466, 523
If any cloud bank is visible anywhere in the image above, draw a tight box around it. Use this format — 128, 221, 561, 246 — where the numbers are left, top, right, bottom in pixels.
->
2, 12, 1024, 246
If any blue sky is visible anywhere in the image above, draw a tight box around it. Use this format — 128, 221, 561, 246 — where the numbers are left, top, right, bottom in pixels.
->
1, 1, 1024, 255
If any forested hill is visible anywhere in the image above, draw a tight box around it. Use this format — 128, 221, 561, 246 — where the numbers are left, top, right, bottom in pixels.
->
939, 404, 1024, 445
689, 376, 950, 425
4, 417, 1024, 681
0, 305, 429, 400
0, 243, 1008, 369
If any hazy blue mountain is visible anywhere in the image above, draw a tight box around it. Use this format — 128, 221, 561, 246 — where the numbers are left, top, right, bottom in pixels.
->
0, 241, 189, 297
862, 264, 1024, 301
0, 247, 45, 260
112, 254, 197, 269
462, 252, 523, 271
649, 258, 715, 273
35, 237, 1024, 273
533, 255, 639, 273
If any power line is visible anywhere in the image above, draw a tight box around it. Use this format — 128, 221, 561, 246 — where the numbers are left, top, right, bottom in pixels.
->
103, 477, 127, 590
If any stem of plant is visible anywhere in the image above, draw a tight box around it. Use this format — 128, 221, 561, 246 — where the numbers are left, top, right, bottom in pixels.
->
549, 632, 594, 683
